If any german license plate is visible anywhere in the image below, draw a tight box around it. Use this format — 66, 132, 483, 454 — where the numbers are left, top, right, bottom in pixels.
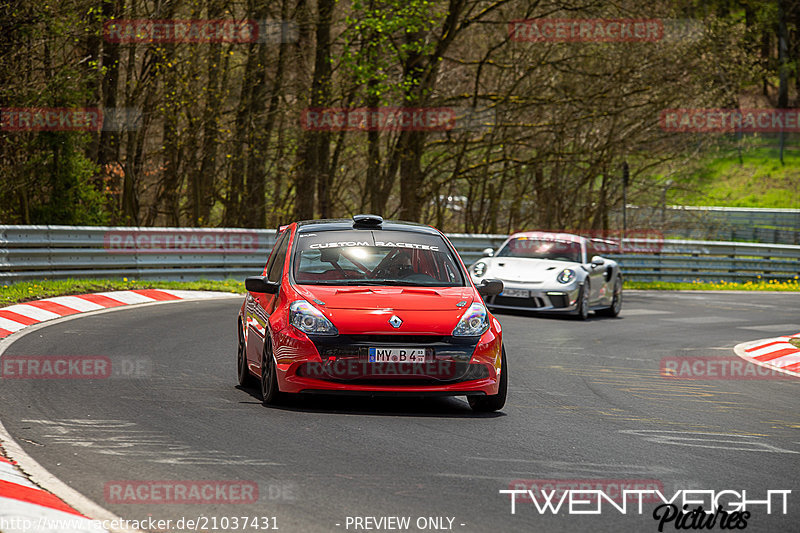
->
502, 289, 529, 298
368, 347, 427, 363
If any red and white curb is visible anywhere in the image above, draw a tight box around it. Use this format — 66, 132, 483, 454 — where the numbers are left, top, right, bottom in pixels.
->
0, 289, 236, 339
734, 332, 800, 378
0, 289, 240, 532
0, 451, 107, 533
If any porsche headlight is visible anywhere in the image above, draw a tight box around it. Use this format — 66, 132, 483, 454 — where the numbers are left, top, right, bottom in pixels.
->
472, 261, 487, 277
452, 302, 489, 337
557, 268, 576, 284
290, 300, 338, 336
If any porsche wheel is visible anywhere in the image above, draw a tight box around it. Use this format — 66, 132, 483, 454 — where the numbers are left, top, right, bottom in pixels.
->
575, 283, 590, 320
598, 278, 622, 318
261, 342, 283, 405
237, 321, 257, 387
468, 348, 507, 412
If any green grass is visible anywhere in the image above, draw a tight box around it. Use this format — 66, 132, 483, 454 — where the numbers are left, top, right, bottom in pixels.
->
624, 278, 800, 291
1, 277, 796, 307
668, 145, 800, 208
790, 339, 800, 349
0, 278, 244, 306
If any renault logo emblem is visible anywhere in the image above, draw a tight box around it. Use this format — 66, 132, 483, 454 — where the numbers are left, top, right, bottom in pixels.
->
389, 315, 402, 328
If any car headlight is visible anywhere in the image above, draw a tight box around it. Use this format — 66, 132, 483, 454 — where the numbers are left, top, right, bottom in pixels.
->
472, 262, 487, 277
557, 269, 576, 284
452, 302, 490, 337
290, 300, 338, 336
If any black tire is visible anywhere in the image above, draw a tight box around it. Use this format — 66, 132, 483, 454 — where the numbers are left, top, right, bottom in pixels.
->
598, 278, 622, 317
468, 348, 507, 412
237, 321, 258, 387
261, 342, 284, 405
575, 282, 590, 320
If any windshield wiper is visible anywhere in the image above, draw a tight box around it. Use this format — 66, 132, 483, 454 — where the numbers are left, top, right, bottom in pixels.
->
338, 279, 419, 285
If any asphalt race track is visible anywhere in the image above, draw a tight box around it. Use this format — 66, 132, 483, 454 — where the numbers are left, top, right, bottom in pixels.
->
0, 292, 798, 532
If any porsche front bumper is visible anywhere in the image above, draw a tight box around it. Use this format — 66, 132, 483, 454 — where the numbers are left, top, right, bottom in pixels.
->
484, 283, 581, 313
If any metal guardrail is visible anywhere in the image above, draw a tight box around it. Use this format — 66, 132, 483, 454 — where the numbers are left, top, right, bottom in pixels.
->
612, 206, 800, 245
1, 226, 798, 283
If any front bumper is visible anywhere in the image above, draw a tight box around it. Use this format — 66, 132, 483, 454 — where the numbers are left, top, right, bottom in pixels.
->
272, 325, 502, 395
484, 282, 580, 312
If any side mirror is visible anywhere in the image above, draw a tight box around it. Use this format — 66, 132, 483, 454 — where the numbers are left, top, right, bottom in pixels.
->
482, 247, 494, 257
477, 278, 504, 298
590, 256, 605, 267
245, 275, 279, 294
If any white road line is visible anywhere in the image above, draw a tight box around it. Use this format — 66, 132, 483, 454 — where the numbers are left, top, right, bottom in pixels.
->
618, 308, 673, 316
738, 324, 800, 332
664, 316, 747, 324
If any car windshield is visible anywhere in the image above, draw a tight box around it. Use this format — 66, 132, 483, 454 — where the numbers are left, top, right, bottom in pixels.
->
292, 229, 465, 286
496, 237, 583, 263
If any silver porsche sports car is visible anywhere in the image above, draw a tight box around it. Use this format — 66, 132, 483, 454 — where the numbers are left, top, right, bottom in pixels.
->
469, 232, 622, 319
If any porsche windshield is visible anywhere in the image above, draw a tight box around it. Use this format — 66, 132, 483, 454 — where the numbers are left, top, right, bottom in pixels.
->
292, 230, 465, 286
497, 237, 583, 263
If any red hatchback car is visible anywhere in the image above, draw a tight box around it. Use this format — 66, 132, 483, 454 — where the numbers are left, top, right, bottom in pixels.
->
237, 215, 507, 412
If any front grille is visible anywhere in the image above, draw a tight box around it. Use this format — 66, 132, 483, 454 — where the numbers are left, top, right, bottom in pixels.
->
308, 334, 477, 362
547, 293, 568, 308
342, 335, 447, 344
492, 295, 544, 308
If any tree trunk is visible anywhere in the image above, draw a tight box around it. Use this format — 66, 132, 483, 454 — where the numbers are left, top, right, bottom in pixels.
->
192, 0, 224, 226
98, 0, 122, 168
294, 0, 334, 220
